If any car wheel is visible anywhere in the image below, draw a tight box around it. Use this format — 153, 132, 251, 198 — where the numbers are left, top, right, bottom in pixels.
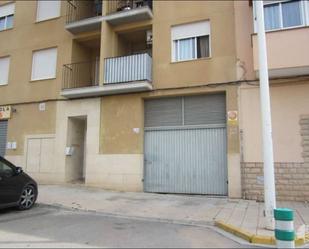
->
18, 185, 37, 210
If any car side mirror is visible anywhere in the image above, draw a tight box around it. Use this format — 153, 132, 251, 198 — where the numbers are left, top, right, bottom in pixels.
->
15, 167, 23, 175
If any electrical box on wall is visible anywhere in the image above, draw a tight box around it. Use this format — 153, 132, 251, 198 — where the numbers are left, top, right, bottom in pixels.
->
6, 141, 17, 150
39, 103, 46, 111
11, 142, 17, 149
65, 146, 74, 156
146, 30, 152, 45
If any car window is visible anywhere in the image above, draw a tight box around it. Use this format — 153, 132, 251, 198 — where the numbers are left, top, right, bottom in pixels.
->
0, 161, 14, 178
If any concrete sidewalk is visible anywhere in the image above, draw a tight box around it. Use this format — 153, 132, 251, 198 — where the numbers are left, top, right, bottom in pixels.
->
37, 185, 309, 243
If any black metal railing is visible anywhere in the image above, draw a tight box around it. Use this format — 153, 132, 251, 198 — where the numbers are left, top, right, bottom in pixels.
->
107, 0, 152, 15
62, 60, 100, 90
66, 0, 103, 24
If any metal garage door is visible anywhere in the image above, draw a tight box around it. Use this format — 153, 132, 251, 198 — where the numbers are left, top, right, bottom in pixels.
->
144, 94, 228, 195
0, 121, 8, 157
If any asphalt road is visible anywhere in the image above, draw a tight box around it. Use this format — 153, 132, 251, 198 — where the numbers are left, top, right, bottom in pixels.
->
0, 204, 252, 248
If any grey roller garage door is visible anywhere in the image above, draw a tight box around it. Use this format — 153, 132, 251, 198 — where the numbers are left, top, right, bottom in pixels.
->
0, 121, 8, 157
144, 94, 228, 195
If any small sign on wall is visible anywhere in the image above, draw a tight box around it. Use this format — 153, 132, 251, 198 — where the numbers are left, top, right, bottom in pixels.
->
39, 103, 46, 111
227, 110, 238, 126
133, 128, 140, 134
0, 105, 11, 120
6, 141, 17, 150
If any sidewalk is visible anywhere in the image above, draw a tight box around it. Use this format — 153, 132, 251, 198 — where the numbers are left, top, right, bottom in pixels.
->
38, 184, 309, 244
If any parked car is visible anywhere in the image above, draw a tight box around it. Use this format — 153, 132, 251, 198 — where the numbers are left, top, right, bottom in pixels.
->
0, 156, 38, 210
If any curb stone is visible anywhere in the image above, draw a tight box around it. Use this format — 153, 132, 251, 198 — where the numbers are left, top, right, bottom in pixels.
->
215, 221, 309, 247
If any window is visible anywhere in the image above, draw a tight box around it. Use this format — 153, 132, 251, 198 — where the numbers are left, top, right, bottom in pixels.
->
172, 20, 211, 62
306, 0, 309, 25
31, 48, 57, 81
36, 0, 61, 22
0, 57, 10, 85
263, 0, 306, 31
0, 3, 15, 31
0, 160, 14, 178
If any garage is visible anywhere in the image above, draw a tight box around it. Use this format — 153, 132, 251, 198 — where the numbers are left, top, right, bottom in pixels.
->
144, 94, 228, 195
0, 121, 8, 157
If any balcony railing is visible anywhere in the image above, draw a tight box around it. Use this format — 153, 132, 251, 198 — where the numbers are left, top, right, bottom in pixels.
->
106, 0, 152, 15
62, 60, 100, 90
66, 0, 102, 24
104, 53, 152, 84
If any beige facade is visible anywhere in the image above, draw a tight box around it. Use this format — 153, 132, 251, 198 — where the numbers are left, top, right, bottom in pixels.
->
1, 0, 308, 200
235, 1, 309, 201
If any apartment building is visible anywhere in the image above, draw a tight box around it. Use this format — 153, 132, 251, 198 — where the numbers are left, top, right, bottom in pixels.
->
0, 0, 308, 201
236, 0, 309, 201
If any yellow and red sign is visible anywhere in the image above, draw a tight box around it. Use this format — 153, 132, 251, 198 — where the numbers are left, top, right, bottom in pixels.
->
0, 106, 11, 120
227, 110, 238, 126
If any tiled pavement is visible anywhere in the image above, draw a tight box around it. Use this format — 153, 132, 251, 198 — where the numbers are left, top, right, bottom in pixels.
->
38, 184, 309, 239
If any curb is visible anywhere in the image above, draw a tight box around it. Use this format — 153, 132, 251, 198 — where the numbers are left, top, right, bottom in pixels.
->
37, 202, 214, 227
215, 221, 309, 247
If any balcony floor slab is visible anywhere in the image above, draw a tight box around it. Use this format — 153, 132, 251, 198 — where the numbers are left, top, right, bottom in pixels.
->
105, 6, 153, 26
61, 81, 153, 99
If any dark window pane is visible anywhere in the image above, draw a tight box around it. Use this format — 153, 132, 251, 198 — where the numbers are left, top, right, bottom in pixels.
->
197, 35, 210, 58
0, 17, 5, 31
282, 0, 302, 28
6, 15, 14, 29
264, 3, 280, 30
0, 161, 13, 178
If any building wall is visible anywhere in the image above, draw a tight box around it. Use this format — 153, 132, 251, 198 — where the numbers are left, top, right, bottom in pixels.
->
6, 102, 57, 157
152, 1, 237, 88
233, 1, 255, 81
8, 1, 307, 200
240, 80, 309, 201
100, 85, 242, 197
234, 1, 309, 201
96, 1, 242, 196
252, 27, 309, 71
0, 1, 73, 104
53, 98, 143, 191
240, 81, 309, 162
242, 162, 309, 202
0, 1, 71, 181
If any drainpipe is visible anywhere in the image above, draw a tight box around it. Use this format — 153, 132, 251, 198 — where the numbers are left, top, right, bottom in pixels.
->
255, 0, 277, 230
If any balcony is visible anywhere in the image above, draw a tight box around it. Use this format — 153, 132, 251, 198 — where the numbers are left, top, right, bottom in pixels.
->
105, 0, 153, 26
62, 60, 100, 89
61, 53, 152, 98
65, 0, 103, 34
252, 27, 309, 78
102, 53, 152, 94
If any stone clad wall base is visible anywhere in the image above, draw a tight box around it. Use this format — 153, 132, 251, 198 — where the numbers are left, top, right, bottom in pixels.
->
241, 162, 309, 202
85, 154, 144, 192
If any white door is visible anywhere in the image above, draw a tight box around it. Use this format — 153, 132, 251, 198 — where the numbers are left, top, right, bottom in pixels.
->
26, 137, 55, 173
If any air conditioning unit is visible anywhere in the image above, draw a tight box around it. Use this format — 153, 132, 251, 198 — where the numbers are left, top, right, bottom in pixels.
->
146, 30, 153, 45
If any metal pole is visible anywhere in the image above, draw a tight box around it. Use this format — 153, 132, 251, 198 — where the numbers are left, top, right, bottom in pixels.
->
255, 0, 277, 229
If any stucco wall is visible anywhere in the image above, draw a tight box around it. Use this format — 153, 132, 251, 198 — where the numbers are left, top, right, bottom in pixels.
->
100, 1, 238, 89
252, 27, 309, 71
6, 102, 57, 156
54, 98, 143, 191
242, 113, 309, 201
233, 1, 255, 81
151, 1, 237, 88
239, 81, 309, 162
0, 1, 73, 105
100, 85, 242, 197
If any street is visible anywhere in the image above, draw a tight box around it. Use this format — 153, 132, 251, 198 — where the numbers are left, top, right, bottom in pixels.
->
0, 204, 250, 248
